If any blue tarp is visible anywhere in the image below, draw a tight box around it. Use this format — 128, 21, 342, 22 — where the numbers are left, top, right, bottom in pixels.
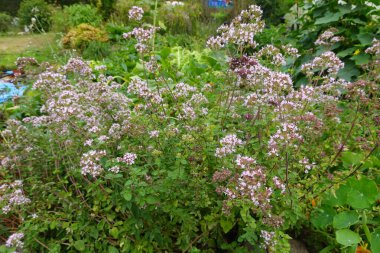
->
0, 80, 27, 103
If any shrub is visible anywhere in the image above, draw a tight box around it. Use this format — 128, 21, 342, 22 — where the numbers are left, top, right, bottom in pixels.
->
18, 0, 52, 32
1, 4, 379, 253
63, 4, 102, 28
111, 0, 152, 24
50, 6, 67, 32
89, 0, 116, 19
158, 1, 202, 34
82, 41, 112, 60
62, 23, 108, 50
0, 12, 12, 32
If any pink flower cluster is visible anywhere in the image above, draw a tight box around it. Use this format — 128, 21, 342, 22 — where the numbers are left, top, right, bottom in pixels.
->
80, 150, 107, 177
128, 6, 144, 21
207, 5, 265, 49
315, 28, 344, 46
301, 51, 344, 77
268, 123, 303, 156
5, 232, 24, 249
224, 165, 273, 211
117, 152, 137, 166
365, 38, 380, 55
0, 180, 31, 214
123, 27, 158, 54
215, 134, 244, 157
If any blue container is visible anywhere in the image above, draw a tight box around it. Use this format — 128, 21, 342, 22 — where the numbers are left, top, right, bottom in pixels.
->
0, 80, 27, 103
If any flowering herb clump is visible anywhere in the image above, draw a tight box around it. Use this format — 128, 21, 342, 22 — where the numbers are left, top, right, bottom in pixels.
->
0, 4, 379, 253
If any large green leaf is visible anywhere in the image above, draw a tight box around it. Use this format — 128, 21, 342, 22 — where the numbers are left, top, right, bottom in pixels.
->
333, 211, 359, 229
338, 61, 360, 81
336, 229, 361, 246
311, 205, 336, 229
315, 12, 341, 24
351, 54, 371, 65
356, 33, 374, 45
341, 152, 364, 167
346, 177, 378, 209
371, 228, 380, 252
337, 47, 356, 58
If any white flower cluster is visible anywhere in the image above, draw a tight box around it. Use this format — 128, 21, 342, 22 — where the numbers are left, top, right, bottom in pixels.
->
165, 1, 184, 7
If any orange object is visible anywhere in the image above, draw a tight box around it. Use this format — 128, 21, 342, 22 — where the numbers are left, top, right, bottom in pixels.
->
356, 246, 371, 253
311, 199, 316, 207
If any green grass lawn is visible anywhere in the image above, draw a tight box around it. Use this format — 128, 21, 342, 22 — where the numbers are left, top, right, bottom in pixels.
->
0, 33, 59, 68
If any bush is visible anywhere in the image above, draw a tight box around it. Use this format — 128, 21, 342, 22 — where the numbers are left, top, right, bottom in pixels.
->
18, 0, 52, 32
1, 4, 379, 253
63, 4, 102, 28
111, 0, 152, 25
62, 23, 108, 50
50, 6, 67, 33
82, 41, 112, 60
89, 0, 116, 19
158, 1, 202, 34
0, 12, 12, 32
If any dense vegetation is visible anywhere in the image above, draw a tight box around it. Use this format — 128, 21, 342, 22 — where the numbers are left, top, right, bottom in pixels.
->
1, 0, 379, 252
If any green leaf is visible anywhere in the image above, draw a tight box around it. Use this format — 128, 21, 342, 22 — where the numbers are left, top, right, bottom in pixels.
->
371, 228, 380, 252
336, 229, 361, 246
311, 205, 336, 229
351, 54, 371, 65
105, 173, 123, 180
333, 211, 359, 229
108, 246, 119, 253
338, 61, 360, 81
160, 47, 171, 59
319, 245, 336, 253
74, 240, 85, 251
356, 33, 373, 45
315, 12, 340, 24
337, 48, 356, 58
346, 177, 378, 209
220, 217, 235, 233
341, 152, 364, 167
122, 190, 132, 201
110, 227, 119, 239
158, 20, 166, 30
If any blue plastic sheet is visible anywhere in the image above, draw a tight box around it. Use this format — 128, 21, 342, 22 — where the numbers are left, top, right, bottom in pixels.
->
0, 80, 27, 103
208, 0, 233, 8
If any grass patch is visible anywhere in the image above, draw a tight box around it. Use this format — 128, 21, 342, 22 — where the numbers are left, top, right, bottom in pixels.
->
0, 33, 60, 68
